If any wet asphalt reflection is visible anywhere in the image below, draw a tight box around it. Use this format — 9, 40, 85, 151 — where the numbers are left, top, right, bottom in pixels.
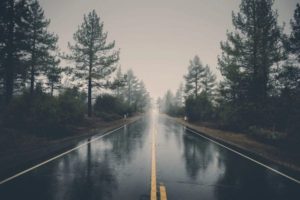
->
156, 116, 300, 200
0, 111, 300, 200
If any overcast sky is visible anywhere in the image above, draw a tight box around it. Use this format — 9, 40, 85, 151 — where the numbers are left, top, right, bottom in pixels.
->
39, 0, 299, 99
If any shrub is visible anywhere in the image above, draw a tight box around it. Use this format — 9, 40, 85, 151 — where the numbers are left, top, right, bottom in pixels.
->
94, 94, 130, 119
185, 94, 214, 121
95, 112, 122, 121
248, 126, 287, 143
168, 106, 184, 117
217, 103, 251, 131
4, 87, 85, 137
57, 88, 86, 125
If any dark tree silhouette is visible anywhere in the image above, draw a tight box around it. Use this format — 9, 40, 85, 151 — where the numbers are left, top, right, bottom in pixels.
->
218, 0, 285, 127
66, 10, 119, 117
45, 57, 62, 96
0, 0, 29, 104
289, 3, 300, 62
25, 0, 58, 96
184, 55, 205, 98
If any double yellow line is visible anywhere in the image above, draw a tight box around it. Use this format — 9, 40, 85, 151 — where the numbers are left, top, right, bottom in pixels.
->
151, 126, 167, 200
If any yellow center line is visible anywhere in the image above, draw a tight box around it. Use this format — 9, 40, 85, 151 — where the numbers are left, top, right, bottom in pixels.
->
151, 125, 157, 200
160, 185, 168, 200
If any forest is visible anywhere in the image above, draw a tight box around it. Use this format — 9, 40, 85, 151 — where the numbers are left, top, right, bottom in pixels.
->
0, 0, 151, 137
0, 1, 299, 199
1, 0, 300, 148
159, 1, 300, 148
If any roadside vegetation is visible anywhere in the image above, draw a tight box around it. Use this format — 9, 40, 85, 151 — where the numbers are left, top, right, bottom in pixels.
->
159, 0, 300, 149
0, 0, 150, 138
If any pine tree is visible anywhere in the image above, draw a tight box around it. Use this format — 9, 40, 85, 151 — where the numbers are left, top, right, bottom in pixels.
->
289, 3, 300, 62
175, 83, 184, 107
46, 57, 62, 96
114, 69, 150, 112
162, 90, 174, 114
25, 0, 58, 96
273, 3, 300, 135
133, 80, 150, 112
280, 3, 300, 94
113, 66, 126, 98
201, 65, 216, 99
218, 0, 284, 126
0, 0, 29, 104
66, 10, 119, 117
124, 69, 138, 106
184, 55, 205, 98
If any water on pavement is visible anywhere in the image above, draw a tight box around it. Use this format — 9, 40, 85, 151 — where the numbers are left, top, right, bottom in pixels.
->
0, 111, 300, 200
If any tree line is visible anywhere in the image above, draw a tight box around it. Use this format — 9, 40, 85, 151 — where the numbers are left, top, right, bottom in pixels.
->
159, 0, 300, 145
0, 0, 150, 136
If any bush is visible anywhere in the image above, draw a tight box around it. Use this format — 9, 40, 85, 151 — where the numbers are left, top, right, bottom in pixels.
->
248, 126, 287, 143
185, 94, 213, 121
95, 112, 122, 121
166, 105, 184, 117
216, 103, 252, 131
4, 90, 56, 130
94, 94, 130, 120
4, 87, 85, 137
57, 88, 86, 125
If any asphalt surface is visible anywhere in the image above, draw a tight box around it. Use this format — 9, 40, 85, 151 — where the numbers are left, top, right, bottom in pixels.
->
0, 111, 300, 200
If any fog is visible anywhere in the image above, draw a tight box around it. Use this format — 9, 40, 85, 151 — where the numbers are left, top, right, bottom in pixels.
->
39, 0, 299, 99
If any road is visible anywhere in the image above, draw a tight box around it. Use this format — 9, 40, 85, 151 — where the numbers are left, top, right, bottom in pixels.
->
0, 111, 300, 200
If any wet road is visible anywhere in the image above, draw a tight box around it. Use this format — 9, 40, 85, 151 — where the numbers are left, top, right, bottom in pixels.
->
0, 111, 300, 200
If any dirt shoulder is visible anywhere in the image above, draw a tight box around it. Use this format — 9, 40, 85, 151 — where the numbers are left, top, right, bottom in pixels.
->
166, 115, 300, 177
0, 114, 143, 180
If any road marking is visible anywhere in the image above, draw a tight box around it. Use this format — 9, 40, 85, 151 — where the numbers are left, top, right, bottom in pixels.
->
160, 184, 168, 200
151, 126, 157, 200
186, 127, 300, 185
0, 125, 125, 185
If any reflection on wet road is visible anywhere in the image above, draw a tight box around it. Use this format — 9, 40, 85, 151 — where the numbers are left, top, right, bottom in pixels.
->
0, 118, 151, 200
156, 116, 300, 200
0, 111, 300, 200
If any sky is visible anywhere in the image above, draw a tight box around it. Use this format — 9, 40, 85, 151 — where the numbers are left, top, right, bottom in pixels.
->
39, 0, 299, 99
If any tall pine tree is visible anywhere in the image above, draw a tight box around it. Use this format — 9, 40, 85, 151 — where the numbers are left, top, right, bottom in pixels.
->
133, 80, 150, 112
175, 83, 184, 107
124, 69, 139, 106
280, 2, 300, 94
113, 66, 126, 99
218, 0, 284, 127
25, 0, 58, 96
184, 55, 205, 98
201, 65, 216, 99
274, 3, 300, 135
0, 0, 29, 104
45, 57, 62, 96
289, 3, 300, 62
66, 10, 119, 117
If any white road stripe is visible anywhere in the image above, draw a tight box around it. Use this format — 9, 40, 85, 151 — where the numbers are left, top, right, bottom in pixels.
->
186, 127, 300, 185
0, 126, 125, 185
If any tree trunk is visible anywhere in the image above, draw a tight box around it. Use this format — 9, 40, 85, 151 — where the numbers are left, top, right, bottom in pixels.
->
128, 82, 131, 105
50, 83, 54, 96
195, 75, 198, 98
88, 65, 92, 117
4, 0, 15, 105
30, 64, 35, 96
4, 56, 14, 105
30, 27, 37, 97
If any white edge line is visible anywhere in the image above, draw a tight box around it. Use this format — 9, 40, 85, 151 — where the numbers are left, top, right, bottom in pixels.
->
186, 127, 300, 185
0, 125, 125, 185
